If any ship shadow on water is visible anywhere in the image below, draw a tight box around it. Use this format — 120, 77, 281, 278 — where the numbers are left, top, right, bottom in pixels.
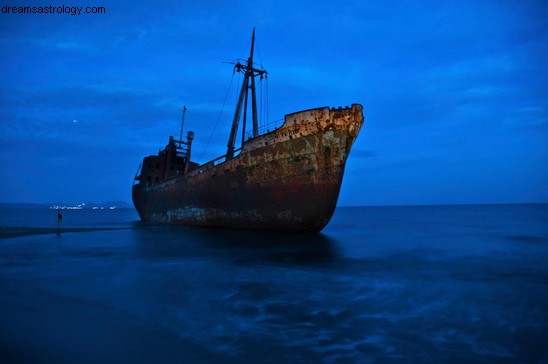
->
131, 222, 340, 268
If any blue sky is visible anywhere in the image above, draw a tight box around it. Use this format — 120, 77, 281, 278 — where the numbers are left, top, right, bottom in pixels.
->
1, 0, 547, 206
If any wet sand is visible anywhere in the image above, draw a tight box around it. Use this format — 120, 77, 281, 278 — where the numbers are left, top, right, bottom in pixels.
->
0, 226, 128, 239
0, 280, 233, 364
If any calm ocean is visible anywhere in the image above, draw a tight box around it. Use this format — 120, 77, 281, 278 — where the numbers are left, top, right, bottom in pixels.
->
0, 204, 547, 363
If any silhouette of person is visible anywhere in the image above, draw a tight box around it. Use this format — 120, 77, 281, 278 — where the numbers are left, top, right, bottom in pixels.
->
57, 210, 63, 227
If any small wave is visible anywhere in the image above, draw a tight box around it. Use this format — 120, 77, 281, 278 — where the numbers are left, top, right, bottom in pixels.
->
506, 235, 548, 244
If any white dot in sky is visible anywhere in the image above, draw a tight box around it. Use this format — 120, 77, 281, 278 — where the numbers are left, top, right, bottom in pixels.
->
73, 120, 78, 123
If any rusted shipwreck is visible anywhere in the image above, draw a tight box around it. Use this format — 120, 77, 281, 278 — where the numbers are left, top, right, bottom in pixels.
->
132, 30, 364, 231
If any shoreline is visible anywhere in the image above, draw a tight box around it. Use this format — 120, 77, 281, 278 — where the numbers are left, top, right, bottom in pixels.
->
0, 226, 129, 239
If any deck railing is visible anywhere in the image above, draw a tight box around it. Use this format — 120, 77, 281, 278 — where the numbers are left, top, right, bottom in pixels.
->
244, 118, 284, 141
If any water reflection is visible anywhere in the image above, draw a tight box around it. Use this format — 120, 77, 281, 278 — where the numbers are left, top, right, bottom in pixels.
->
131, 223, 339, 268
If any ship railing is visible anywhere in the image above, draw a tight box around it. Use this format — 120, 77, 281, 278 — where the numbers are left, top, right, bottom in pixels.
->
172, 139, 189, 153
244, 118, 284, 141
194, 147, 242, 174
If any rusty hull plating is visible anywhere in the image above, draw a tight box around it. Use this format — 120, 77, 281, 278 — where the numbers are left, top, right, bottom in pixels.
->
132, 104, 364, 232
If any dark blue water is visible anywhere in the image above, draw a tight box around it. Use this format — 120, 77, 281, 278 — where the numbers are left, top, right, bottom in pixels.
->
1, 205, 547, 363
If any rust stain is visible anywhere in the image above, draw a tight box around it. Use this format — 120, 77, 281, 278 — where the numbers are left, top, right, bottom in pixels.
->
133, 104, 364, 231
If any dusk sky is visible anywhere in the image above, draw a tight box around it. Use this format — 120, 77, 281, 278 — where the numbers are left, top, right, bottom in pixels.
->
1, 0, 546, 206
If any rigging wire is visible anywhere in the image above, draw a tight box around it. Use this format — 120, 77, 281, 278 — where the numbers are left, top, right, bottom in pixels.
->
252, 36, 266, 130
265, 76, 270, 125
198, 72, 236, 162
198, 33, 270, 159
235, 70, 242, 144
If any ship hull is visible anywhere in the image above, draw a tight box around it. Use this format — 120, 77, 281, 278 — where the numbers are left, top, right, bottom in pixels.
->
132, 104, 363, 232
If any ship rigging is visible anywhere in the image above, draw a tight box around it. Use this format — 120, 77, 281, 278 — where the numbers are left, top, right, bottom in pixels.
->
132, 29, 364, 231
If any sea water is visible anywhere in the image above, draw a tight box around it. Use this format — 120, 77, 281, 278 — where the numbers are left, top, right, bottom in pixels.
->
0, 204, 547, 363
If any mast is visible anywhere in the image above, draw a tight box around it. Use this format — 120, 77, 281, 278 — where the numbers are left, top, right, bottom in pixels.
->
179, 105, 187, 141
241, 76, 250, 146
226, 28, 267, 159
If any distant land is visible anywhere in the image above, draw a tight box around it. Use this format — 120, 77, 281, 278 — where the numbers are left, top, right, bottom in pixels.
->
0, 201, 133, 209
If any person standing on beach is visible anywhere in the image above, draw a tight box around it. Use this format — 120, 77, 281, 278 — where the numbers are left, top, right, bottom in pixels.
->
57, 210, 63, 227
